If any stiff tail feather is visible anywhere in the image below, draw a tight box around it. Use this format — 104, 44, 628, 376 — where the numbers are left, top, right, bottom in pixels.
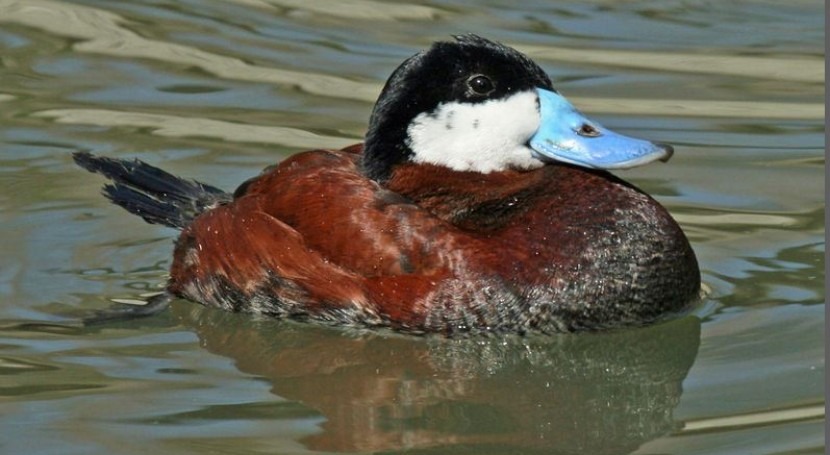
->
73, 152, 231, 229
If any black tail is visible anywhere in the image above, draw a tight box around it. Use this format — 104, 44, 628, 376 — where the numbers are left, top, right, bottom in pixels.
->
73, 152, 231, 229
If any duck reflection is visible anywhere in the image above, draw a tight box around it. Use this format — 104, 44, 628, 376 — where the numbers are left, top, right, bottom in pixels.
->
173, 304, 700, 454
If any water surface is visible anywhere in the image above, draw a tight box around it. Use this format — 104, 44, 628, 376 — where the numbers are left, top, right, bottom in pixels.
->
0, 1, 824, 454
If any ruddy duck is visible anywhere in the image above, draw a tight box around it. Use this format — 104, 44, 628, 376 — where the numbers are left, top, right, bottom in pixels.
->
74, 35, 699, 334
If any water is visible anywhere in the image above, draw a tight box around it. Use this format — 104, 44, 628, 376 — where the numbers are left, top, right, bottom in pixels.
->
0, 0, 824, 453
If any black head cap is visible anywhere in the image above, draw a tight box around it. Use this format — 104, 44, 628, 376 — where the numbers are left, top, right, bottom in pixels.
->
361, 35, 553, 182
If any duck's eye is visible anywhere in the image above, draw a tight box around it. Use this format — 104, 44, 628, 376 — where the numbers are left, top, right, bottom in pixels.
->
577, 123, 601, 137
466, 75, 495, 96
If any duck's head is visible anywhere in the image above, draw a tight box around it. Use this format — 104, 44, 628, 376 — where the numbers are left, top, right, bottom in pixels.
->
362, 34, 673, 182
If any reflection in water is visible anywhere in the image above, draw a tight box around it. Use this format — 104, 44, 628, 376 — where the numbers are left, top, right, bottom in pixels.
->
173, 304, 701, 453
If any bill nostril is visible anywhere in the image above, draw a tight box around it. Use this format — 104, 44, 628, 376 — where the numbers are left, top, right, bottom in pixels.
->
577, 124, 601, 137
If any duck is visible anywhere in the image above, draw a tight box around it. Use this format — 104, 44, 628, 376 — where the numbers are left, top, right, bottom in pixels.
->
73, 34, 700, 335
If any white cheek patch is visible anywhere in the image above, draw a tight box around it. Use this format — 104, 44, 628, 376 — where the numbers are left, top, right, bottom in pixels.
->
406, 90, 545, 173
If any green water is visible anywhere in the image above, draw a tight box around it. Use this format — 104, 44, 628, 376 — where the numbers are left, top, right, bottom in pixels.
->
0, 1, 824, 454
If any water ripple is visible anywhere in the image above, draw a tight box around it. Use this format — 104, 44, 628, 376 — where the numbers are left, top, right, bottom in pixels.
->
1, 0, 821, 121
523, 45, 823, 83
0, 0, 378, 101
228, 0, 441, 20
32, 108, 356, 148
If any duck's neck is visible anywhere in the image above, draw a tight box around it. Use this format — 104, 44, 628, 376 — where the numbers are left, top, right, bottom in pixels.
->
384, 163, 549, 231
